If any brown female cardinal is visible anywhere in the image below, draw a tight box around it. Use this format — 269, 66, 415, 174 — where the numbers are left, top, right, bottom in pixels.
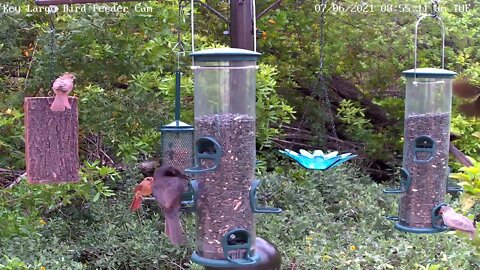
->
152, 165, 188, 245
129, 177, 154, 211
440, 205, 477, 239
50, 72, 75, 112
453, 79, 480, 117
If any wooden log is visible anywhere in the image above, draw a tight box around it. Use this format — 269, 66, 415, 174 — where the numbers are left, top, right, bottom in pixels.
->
24, 97, 80, 184
291, 74, 394, 127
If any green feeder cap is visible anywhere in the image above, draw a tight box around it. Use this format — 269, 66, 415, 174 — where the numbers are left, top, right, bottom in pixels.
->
190, 48, 261, 62
403, 68, 457, 79
160, 121, 194, 132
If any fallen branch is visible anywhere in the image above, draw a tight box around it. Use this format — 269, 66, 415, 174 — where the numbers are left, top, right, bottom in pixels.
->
7, 172, 26, 189
44, 201, 65, 215
271, 138, 316, 149
84, 134, 115, 165
449, 143, 474, 167
0, 168, 24, 175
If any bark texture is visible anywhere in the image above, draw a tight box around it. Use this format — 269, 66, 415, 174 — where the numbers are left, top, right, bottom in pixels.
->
24, 97, 79, 184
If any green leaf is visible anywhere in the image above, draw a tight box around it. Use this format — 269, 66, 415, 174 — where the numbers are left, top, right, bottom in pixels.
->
93, 193, 101, 203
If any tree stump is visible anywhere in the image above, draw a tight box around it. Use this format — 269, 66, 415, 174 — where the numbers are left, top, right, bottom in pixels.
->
24, 97, 80, 184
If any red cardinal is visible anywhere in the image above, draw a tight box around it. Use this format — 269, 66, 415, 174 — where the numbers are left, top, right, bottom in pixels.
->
453, 79, 480, 117
50, 73, 75, 112
129, 177, 154, 211
152, 165, 188, 245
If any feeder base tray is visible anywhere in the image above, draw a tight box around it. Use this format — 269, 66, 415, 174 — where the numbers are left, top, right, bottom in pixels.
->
394, 222, 448, 234
192, 251, 261, 268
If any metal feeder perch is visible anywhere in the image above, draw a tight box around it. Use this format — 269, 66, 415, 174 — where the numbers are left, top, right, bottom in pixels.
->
186, 48, 282, 268
384, 13, 462, 233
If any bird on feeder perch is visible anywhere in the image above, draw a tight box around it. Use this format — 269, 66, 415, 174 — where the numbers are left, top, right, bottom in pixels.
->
152, 165, 188, 246
50, 72, 75, 112
129, 177, 154, 212
440, 205, 477, 239
129, 166, 188, 245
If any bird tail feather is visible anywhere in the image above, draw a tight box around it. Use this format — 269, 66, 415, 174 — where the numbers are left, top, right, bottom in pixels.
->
129, 194, 142, 212
64, 98, 72, 109
50, 96, 67, 112
165, 211, 185, 245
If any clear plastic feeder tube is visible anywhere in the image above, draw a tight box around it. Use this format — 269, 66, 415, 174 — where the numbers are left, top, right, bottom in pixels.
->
399, 68, 456, 230
190, 48, 260, 261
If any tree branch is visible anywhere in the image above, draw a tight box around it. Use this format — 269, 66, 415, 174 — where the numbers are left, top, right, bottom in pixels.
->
6, 172, 27, 189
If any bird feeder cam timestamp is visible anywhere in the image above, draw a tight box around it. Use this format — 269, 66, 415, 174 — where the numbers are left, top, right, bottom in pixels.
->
314, 3, 472, 13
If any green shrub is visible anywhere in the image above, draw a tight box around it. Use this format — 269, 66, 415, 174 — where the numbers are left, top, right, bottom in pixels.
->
337, 99, 401, 161
256, 64, 295, 149
450, 113, 480, 159
0, 161, 118, 238
2, 165, 479, 269
0, 108, 25, 169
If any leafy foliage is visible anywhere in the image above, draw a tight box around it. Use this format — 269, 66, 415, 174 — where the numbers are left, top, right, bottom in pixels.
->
0, 161, 118, 238
449, 158, 480, 252
337, 99, 402, 161
256, 64, 295, 149
450, 114, 480, 159
1, 166, 479, 269
450, 158, 480, 211
0, 108, 24, 169
1, 0, 480, 269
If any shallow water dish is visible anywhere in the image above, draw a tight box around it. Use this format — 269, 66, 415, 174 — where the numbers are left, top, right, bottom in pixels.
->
279, 149, 357, 171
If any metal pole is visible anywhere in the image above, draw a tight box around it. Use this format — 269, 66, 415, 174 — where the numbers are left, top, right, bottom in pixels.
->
230, 0, 254, 50
36, 0, 145, 5
175, 70, 181, 123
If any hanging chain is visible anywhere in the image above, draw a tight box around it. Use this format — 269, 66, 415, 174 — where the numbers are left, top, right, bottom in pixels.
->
287, 0, 338, 151
173, 0, 186, 68
173, 0, 186, 123
315, 0, 339, 150
48, 7, 57, 88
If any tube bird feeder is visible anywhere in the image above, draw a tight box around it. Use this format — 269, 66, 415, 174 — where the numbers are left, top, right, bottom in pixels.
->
160, 68, 194, 174
384, 14, 461, 233
186, 48, 281, 268
385, 68, 456, 233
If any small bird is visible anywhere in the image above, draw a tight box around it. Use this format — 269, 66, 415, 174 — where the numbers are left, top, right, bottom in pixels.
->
50, 72, 75, 112
152, 165, 188, 245
440, 205, 477, 239
129, 177, 154, 212
453, 79, 480, 117
205, 237, 282, 270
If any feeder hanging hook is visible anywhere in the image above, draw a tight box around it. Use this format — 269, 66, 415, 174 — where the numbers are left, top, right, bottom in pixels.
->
430, 0, 440, 18
47, 5, 58, 88
172, 0, 186, 69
